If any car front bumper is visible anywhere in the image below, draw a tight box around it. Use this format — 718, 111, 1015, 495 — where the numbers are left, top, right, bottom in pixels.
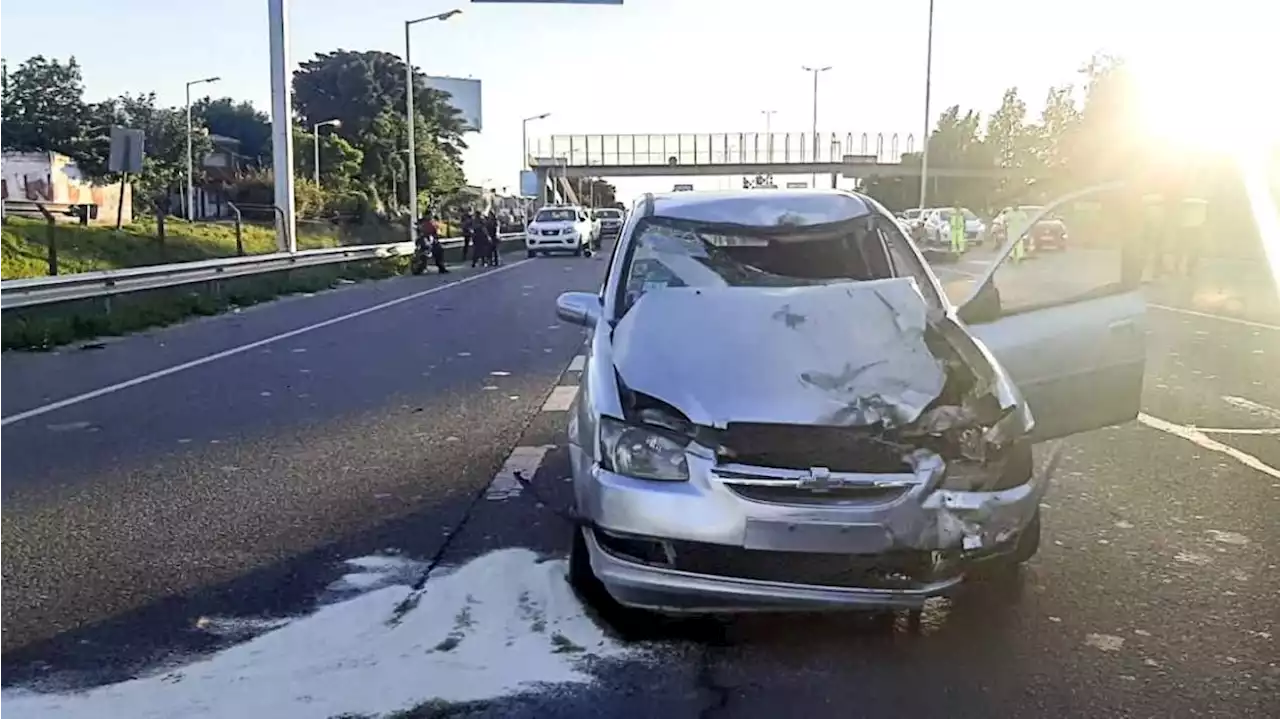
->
572, 445, 1049, 613
527, 235, 582, 251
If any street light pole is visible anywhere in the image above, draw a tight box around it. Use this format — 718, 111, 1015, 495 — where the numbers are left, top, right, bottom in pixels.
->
185, 75, 220, 221
918, 0, 936, 210
802, 66, 831, 187
404, 9, 462, 242
522, 112, 551, 170
312, 119, 341, 189
761, 109, 776, 162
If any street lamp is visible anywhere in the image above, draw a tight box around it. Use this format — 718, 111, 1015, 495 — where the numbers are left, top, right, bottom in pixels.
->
919, 0, 935, 209
404, 8, 462, 241
522, 112, 551, 170
185, 75, 220, 221
312, 119, 341, 189
761, 110, 776, 162
801, 65, 831, 187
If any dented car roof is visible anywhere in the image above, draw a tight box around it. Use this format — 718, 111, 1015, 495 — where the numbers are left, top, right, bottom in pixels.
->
649, 189, 874, 228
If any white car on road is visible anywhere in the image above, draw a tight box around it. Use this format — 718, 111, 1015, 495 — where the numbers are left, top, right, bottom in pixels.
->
527, 206, 595, 257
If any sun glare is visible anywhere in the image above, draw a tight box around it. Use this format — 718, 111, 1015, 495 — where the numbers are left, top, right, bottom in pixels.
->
1125, 20, 1280, 160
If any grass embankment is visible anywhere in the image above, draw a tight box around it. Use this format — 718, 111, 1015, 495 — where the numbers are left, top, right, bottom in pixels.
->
1, 217, 340, 280
1, 255, 409, 351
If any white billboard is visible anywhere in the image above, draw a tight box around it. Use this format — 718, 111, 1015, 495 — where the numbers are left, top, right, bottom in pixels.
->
425, 76, 482, 133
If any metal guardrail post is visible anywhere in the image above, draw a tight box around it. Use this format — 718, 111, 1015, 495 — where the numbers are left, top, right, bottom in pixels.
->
227, 202, 246, 256
35, 203, 59, 276
270, 205, 293, 253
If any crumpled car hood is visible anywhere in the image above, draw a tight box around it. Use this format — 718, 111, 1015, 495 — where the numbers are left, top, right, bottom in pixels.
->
611, 278, 947, 429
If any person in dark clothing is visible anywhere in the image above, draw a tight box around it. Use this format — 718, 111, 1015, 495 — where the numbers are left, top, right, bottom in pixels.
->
460, 212, 475, 264
485, 211, 501, 266
471, 213, 492, 267
422, 215, 449, 273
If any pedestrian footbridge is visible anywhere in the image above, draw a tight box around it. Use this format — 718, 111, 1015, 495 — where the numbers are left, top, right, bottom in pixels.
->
527, 132, 1031, 203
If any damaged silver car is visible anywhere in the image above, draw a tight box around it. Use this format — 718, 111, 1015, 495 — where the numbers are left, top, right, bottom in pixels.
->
555, 188, 1145, 613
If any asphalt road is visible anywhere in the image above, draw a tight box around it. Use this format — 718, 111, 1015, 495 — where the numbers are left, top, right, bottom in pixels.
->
2, 243, 1277, 718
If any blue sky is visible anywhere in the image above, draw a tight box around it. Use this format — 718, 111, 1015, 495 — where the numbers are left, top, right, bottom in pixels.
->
2, 1, 1271, 199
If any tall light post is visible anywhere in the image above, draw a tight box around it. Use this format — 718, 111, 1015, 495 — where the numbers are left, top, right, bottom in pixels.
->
522, 112, 551, 170
918, 0, 936, 209
185, 75, 220, 221
801, 65, 831, 187
761, 109, 776, 162
312, 119, 341, 189
267, 0, 296, 252
404, 8, 462, 241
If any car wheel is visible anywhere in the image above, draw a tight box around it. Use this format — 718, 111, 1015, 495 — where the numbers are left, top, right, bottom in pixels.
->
573, 246, 583, 257
527, 249, 538, 258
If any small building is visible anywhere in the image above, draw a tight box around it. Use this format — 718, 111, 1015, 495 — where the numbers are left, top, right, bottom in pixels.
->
1, 150, 133, 226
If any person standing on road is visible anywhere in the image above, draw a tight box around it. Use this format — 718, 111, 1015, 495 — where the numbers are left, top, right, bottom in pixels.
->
1006, 206, 1027, 263
471, 212, 492, 268
1140, 192, 1168, 281
949, 205, 966, 255
460, 211, 475, 264
485, 211, 501, 266
423, 214, 449, 274
1176, 194, 1208, 279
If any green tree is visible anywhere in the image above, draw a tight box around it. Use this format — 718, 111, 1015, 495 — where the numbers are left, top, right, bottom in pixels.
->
292, 125, 364, 192
191, 97, 271, 166
291, 49, 468, 212
1, 56, 91, 157
94, 93, 214, 207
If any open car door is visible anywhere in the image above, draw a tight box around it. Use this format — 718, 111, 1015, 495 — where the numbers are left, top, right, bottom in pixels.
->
957, 183, 1147, 443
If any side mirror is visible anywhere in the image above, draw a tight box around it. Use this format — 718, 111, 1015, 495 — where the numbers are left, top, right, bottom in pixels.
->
958, 277, 1003, 325
556, 291, 602, 327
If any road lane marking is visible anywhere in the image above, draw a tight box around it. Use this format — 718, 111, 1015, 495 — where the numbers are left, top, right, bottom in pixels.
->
1137, 412, 1280, 480
1, 259, 533, 428
1192, 426, 1280, 435
1148, 304, 1280, 331
541, 386, 579, 412
485, 445, 555, 501
1221, 395, 1280, 422
567, 355, 586, 372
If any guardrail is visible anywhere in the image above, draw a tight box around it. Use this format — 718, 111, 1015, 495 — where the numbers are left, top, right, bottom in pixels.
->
0, 233, 525, 310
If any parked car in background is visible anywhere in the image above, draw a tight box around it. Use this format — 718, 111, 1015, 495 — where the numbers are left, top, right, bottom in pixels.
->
594, 208, 626, 243
990, 205, 1069, 251
554, 188, 1145, 618
526, 205, 595, 257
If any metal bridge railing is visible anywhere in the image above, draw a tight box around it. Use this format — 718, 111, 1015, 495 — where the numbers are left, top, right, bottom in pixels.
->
532, 132, 916, 167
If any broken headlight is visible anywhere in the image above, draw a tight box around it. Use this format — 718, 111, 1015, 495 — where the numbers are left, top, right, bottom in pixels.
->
599, 416, 690, 481
940, 439, 1033, 492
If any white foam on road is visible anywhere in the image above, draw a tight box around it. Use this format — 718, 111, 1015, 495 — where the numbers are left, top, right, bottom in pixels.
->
2, 549, 637, 719
542, 385, 580, 412
1220, 395, 1280, 422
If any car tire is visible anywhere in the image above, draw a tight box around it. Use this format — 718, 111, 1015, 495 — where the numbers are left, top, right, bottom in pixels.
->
527, 249, 537, 258
573, 246, 583, 257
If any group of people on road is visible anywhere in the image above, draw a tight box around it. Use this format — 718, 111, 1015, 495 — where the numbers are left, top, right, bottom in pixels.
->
414, 209, 504, 275
461, 210, 502, 268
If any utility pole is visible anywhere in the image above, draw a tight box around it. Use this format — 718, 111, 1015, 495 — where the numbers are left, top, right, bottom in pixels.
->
918, 0, 936, 210
802, 66, 831, 188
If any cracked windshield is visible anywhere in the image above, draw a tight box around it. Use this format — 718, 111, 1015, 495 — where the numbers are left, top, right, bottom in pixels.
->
4, 1, 1279, 717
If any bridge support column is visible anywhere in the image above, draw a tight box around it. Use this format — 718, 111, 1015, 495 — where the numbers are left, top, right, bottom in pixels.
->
535, 167, 551, 206
830, 173, 838, 189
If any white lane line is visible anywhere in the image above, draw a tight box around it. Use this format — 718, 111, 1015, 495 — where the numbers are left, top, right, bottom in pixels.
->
567, 355, 586, 372
484, 445, 555, 501
1194, 427, 1280, 436
1, 259, 533, 428
541, 385, 579, 412
1138, 412, 1280, 480
1221, 395, 1280, 422
1149, 304, 1280, 331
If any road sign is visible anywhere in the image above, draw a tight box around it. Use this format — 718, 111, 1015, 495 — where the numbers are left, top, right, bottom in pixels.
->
673, 184, 693, 192
786, 182, 809, 189
519, 170, 540, 197
108, 127, 145, 174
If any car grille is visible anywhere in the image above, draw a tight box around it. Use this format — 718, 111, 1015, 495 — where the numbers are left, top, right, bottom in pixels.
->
718, 423, 912, 474
540, 229, 561, 236
593, 531, 959, 591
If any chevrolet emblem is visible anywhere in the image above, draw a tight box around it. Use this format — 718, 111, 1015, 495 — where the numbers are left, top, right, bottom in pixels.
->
797, 466, 835, 492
